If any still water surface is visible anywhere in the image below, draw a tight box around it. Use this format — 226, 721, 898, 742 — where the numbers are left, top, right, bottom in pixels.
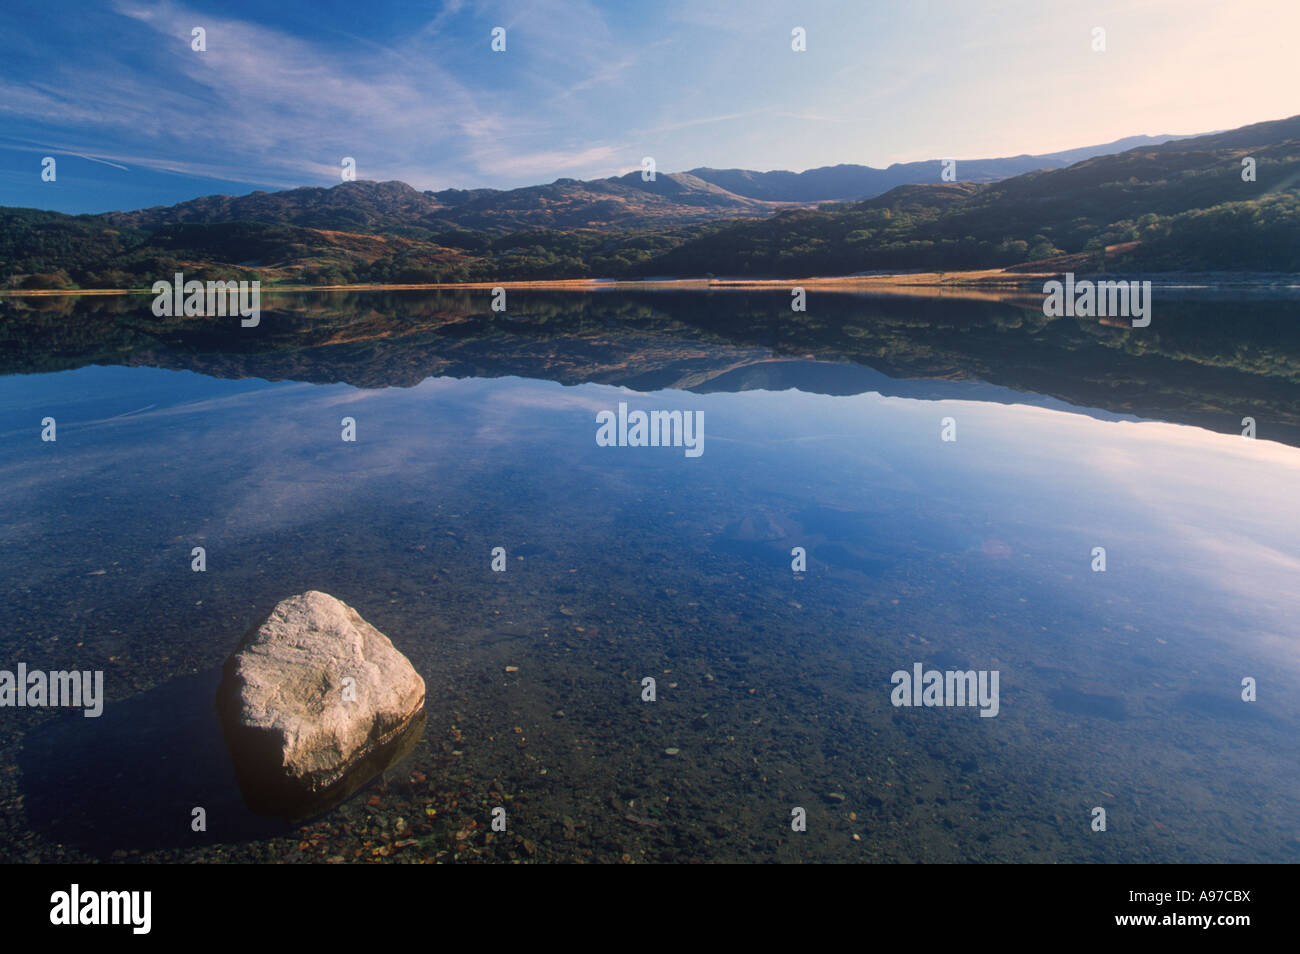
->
1, 289, 1296, 862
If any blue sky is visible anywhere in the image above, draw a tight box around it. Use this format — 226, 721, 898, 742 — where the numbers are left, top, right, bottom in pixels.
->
2, 0, 1297, 214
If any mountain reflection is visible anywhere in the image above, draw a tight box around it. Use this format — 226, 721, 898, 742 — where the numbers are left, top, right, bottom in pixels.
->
3, 287, 1297, 446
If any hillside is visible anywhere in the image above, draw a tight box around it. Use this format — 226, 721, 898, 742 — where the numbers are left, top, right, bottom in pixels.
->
1, 117, 1296, 288
646, 115, 1300, 276
103, 174, 787, 236
683, 133, 1187, 202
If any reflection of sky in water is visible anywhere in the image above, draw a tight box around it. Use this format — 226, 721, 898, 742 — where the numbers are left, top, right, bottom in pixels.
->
3, 360, 1298, 862
4, 363, 1297, 689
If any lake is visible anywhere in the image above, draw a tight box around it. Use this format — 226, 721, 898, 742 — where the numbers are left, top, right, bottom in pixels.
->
1, 287, 1297, 863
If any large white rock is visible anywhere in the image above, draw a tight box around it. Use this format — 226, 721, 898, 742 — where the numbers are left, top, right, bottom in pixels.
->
216, 591, 425, 818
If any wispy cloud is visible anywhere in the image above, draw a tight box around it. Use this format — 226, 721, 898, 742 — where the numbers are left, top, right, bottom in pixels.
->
0, 0, 628, 193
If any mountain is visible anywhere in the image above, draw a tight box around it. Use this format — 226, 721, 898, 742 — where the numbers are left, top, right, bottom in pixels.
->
645, 115, 1300, 277
682, 133, 1189, 202
428, 171, 784, 229
1, 116, 1296, 288
90, 133, 1193, 236
102, 175, 786, 236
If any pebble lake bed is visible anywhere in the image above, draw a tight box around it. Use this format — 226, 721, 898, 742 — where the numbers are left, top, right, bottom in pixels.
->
1, 289, 1297, 864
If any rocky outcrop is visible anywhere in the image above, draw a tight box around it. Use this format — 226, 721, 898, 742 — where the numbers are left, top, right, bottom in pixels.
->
216, 591, 425, 819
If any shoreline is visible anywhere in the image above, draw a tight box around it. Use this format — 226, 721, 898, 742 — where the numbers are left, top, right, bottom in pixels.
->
3, 269, 1298, 299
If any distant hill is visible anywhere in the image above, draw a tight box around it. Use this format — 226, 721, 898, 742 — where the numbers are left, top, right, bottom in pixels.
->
682, 133, 1189, 202
428, 171, 784, 230
646, 115, 1300, 276
102, 175, 786, 235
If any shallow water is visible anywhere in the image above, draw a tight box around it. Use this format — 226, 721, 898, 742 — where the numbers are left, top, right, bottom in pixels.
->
1, 289, 1297, 863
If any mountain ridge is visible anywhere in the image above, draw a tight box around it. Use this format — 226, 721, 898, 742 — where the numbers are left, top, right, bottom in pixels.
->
3, 116, 1297, 287
93, 132, 1194, 234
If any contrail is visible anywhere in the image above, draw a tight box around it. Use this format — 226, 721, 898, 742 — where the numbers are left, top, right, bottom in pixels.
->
69, 152, 130, 171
